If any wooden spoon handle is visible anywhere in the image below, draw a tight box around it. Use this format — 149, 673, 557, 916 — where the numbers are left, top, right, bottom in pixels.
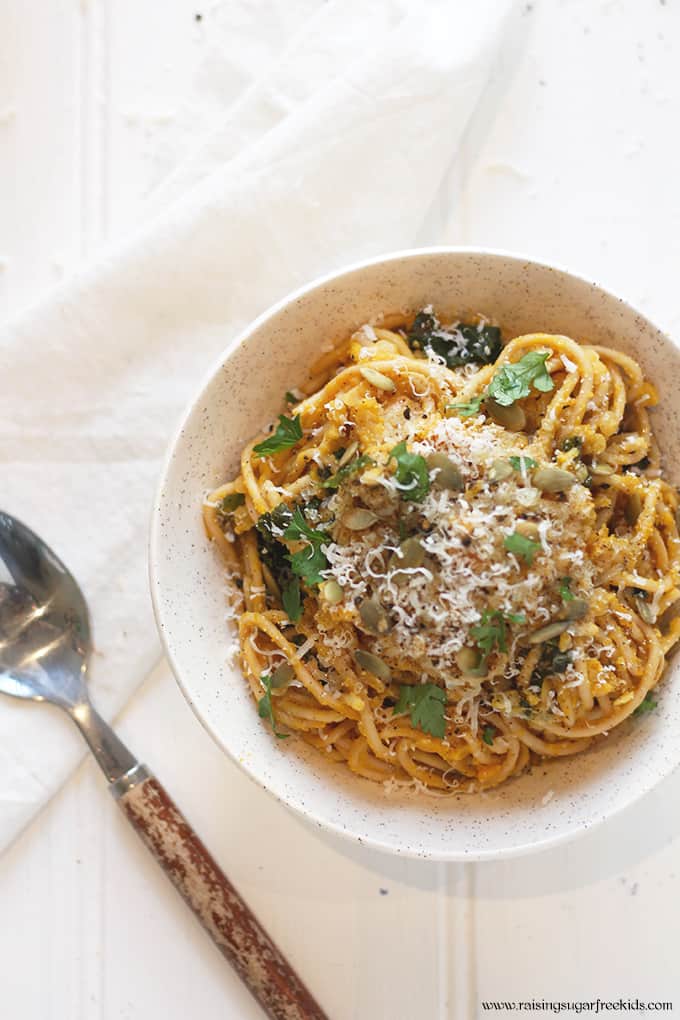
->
114, 767, 328, 1020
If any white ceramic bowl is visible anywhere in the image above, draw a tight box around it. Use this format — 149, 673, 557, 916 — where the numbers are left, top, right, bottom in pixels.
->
150, 248, 680, 861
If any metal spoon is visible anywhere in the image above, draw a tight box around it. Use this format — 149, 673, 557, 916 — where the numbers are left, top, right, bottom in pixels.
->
0, 511, 327, 1020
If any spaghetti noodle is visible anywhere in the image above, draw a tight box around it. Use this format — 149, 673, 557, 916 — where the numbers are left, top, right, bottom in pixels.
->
202, 309, 680, 793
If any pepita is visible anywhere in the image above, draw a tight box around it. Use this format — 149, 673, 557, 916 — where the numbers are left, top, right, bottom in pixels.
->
488, 459, 514, 483
320, 579, 344, 604
337, 440, 358, 467
455, 647, 488, 677
359, 366, 396, 392
426, 452, 464, 491
527, 619, 570, 644
633, 595, 655, 625
591, 461, 615, 476
359, 597, 392, 635
486, 397, 526, 432
270, 662, 295, 688
344, 508, 378, 531
573, 462, 590, 484
564, 598, 589, 621
516, 520, 540, 542
625, 491, 642, 526
390, 536, 425, 571
532, 466, 576, 493
354, 648, 392, 681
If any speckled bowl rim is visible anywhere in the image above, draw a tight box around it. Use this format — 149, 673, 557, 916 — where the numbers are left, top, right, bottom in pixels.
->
150, 246, 680, 862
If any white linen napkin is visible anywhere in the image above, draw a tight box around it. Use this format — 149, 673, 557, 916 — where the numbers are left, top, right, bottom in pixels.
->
0, 0, 516, 851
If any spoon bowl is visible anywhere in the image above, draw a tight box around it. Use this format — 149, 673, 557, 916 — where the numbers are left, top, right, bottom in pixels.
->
0, 512, 90, 708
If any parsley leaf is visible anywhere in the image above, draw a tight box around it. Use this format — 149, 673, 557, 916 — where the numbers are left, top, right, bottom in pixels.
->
487, 350, 553, 407
471, 609, 526, 662
482, 726, 495, 746
389, 441, 430, 501
509, 455, 537, 472
559, 576, 575, 603
281, 577, 302, 622
257, 673, 289, 739
504, 531, 541, 565
447, 395, 484, 418
283, 507, 329, 586
633, 692, 658, 717
255, 504, 295, 593
253, 414, 303, 457
220, 492, 245, 513
321, 454, 373, 490
284, 390, 298, 405
394, 683, 447, 738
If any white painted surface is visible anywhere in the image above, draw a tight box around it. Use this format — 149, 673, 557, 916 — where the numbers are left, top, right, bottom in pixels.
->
2, 1, 680, 1017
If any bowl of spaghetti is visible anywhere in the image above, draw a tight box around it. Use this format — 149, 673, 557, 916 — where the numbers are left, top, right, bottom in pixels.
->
151, 248, 680, 860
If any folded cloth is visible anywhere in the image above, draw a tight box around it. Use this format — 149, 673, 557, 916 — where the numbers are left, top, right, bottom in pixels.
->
0, 0, 515, 851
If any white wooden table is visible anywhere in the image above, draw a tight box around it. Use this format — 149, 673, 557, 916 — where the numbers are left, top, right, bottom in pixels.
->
2, 2, 680, 1016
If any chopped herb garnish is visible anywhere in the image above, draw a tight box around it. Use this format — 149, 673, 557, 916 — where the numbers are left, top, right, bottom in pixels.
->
531, 643, 572, 685
504, 531, 541, 565
255, 504, 294, 594
389, 441, 430, 502
253, 414, 303, 457
407, 309, 501, 367
482, 726, 495, 746
281, 577, 302, 622
393, 683, 447, 738
321, 454, 373, 490
220, 492, 245, 513
509, 455, 538, 472
561, 435, 583, 452
284, 391, 298, 405
406, 309, 438, 348
633, 692, 658, 717
471, 609, 526, 663
257, 673, 289, 739
448, 352, 553, 421
283, 506, 329, 586
487, 350, 553, 407
559, 576, 575, 602
447, 395, 484, 418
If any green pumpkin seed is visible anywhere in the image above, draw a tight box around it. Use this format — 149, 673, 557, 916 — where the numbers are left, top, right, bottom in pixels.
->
488, 459, 514, 483
320, 579, 344, 604
486, 397, 526, 432
625, 491, 642, 526
426, 452, 463, 491
527, 619, 570, 645
390, 536, 425, 570
455, 647, 488, 677
344, 508, 378, 531
359, 366, 396, 392
354, 649, 392, 681
633, 596, 655, 625
591, 461, 615, 476
336, 440, 358, 467
517, 520, 540, 542
573, 462, 590, 484
271, 663, 295, 688
532, 466, 576, 493
564, 598, 589, 621
359, 597, 392, 635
